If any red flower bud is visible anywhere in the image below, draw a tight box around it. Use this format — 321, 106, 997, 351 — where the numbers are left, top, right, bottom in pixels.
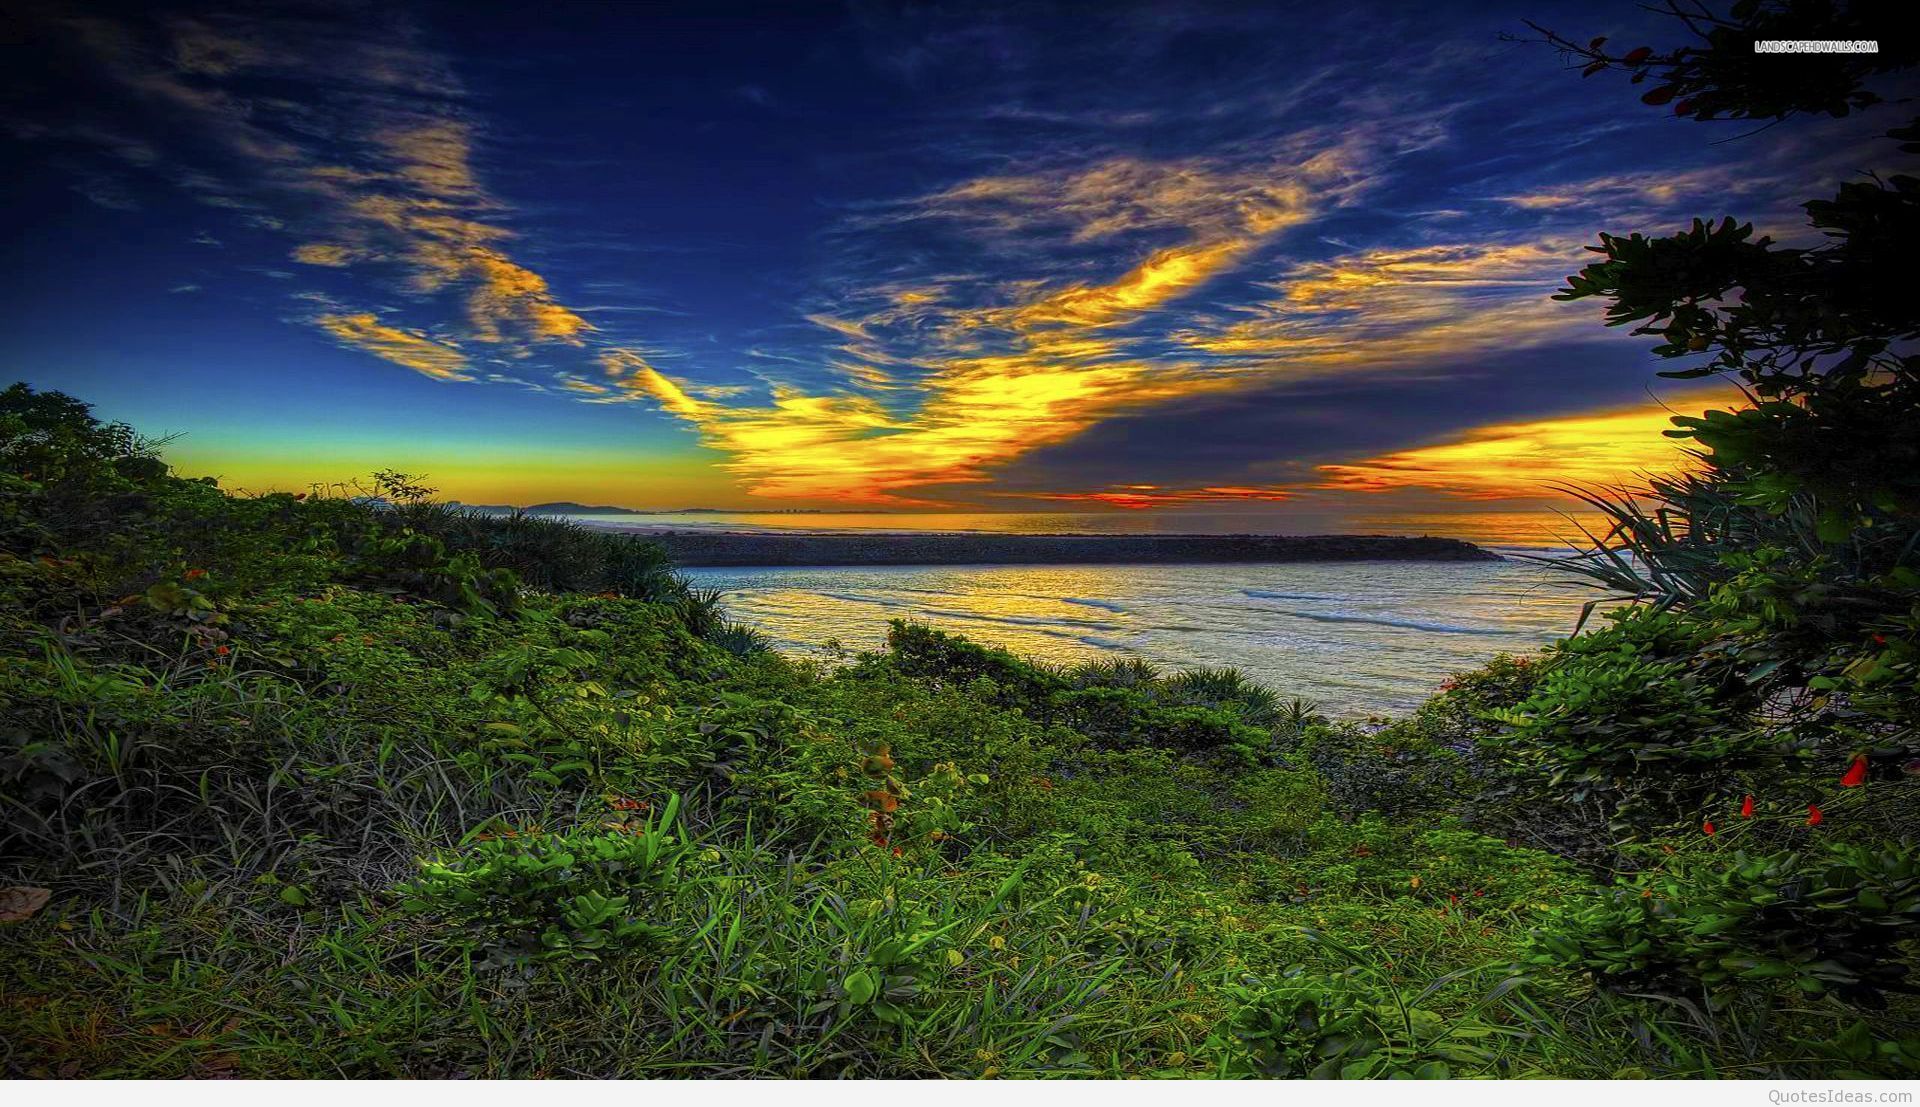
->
1806, 804, 1824, 827
1702, 821, 1716, 836
1840, 755, 1869, 788
1740, 794, 1754, 818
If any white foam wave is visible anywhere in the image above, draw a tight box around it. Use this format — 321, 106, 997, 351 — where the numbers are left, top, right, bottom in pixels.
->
1272, 609, 1515, 635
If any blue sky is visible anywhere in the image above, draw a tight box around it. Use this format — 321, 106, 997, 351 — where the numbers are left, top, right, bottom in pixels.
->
1, 0, 1902, 510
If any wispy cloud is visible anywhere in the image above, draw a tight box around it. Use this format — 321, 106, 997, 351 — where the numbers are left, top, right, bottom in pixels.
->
1021, 484, 1295, 510
1492, 166, 1777, 216
313, 312, 472, 381
1313, 388, 1732, 500
27, 6, 598, 369
7, 1, 1825, 513
620, 134, 1385, 504
1175, 238, 1605, 367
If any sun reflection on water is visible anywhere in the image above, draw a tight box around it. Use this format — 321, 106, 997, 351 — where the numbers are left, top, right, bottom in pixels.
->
685, 555, 1600, 718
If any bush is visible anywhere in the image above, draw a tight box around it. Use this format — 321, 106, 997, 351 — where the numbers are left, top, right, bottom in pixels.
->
1529, 838, 1920, 1010
1211, 956, 1532, 1079
1481, 608, 1777, 835
399, 796, 692, 967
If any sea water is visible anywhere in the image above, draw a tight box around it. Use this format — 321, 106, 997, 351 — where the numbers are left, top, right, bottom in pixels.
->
682, 554, 1600, 718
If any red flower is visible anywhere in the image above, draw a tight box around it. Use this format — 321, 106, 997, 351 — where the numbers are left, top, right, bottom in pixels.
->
1740, 794, 1754, 818
184, 568, 207, 580
1840, 755, 1869, 788
1702, 821, 1716, 836
1806, 804, 1824, 827
215, 645, 230, 656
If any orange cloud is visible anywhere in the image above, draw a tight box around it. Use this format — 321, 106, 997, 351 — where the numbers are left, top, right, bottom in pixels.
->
1314, 388, 1734, 500
1493, 167, 1770, 214
906, 147, 1351, 243
1178, 240, 1601, 366
619, 235, 1273, 505
59, 13, 598, 364
1026, 485, 1295, 510
313, 313, 471, 381
622, 142, 1373, 504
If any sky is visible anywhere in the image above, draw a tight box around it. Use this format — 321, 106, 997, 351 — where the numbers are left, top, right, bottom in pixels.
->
0, 0, 1902, 514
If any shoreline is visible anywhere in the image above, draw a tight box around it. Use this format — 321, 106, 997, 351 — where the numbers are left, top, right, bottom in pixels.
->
589, 526, 1503, 567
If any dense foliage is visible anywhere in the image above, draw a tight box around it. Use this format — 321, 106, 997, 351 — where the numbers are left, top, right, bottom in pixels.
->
1, 379, 1914, 1077
1504, 0, 1920, 1037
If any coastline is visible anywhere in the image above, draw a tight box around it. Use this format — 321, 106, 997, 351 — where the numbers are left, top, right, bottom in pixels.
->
588, 526, 1502, 567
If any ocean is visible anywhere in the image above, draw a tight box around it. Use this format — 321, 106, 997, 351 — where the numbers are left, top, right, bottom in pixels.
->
660, 509, 1606, 719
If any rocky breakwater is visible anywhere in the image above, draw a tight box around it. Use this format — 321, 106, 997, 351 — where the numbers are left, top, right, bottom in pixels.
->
637, 531, 1503, 568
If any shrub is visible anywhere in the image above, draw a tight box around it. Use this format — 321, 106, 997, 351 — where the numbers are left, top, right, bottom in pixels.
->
1529, 839, 1920, 1010
1211, 957, 1531, 1079
884, 620, 1063, 707
1481, 608, 1774, 834
1297, 720, 1472, 821
399, 796, 692, 967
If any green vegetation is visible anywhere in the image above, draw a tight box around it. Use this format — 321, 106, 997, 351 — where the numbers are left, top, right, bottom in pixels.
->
1, 376, 1914, 1077
4, 3, 1918, 1079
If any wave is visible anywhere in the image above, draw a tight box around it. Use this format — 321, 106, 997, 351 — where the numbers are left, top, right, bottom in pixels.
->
920, 607, 1124, 632
1271, 609, 1516, 636
1486, 544, 1585, 557
1056, 596, 1129, 613
1242, 588, 1342, 602
816, 591, 918, 609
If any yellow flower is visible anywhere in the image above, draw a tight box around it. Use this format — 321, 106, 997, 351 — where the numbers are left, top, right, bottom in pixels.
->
988, 935, 1006, 951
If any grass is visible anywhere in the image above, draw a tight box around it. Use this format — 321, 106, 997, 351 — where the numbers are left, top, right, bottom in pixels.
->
3, 386, 1916, 1078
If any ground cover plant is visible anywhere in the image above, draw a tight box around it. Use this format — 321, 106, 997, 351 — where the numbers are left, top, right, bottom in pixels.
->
4, 1, 1920, 1080
0, 366, 1913, 1076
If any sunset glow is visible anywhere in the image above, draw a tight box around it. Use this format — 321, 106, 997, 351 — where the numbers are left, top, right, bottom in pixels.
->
2, 1, 1850, 516
1314, 388, 1736, 500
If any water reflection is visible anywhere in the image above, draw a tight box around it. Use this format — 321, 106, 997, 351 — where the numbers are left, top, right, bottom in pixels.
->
684, 557, 1601, 718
